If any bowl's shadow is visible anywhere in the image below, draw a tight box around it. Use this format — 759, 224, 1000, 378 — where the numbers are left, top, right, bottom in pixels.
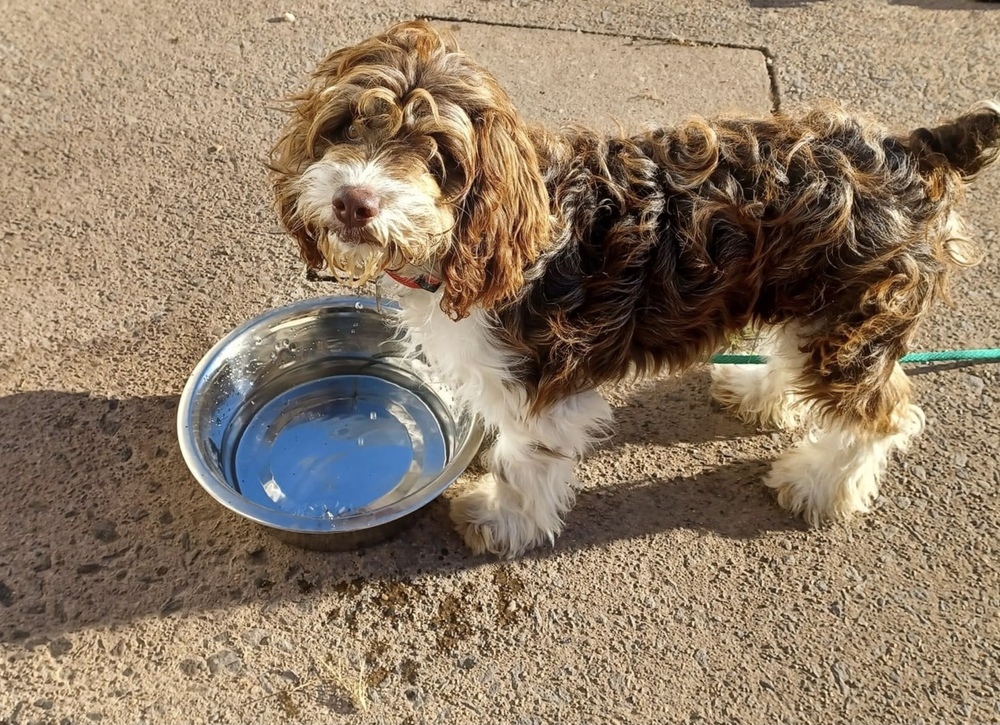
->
0, 384, 796, 644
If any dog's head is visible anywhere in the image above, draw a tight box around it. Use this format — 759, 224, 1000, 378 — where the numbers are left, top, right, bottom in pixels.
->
270, 21, 550, 319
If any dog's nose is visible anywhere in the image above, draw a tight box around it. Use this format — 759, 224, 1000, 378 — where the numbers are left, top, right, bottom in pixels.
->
333, 187, 381, 227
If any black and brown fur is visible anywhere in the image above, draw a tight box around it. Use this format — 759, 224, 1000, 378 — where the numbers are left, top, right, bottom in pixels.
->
271, 21, 1000, 439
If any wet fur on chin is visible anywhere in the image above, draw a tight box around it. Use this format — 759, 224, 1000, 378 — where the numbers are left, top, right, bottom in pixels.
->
270, 21, 1000, 557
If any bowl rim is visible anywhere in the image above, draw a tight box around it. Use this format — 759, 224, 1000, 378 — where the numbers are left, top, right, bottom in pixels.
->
176, 295, 484, 535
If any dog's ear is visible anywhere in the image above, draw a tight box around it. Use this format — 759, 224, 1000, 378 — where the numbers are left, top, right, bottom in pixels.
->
268, 33, 383, 273
269, 65, 346, 273
273, 171, 326, 271
440, 105, 550, 321
269, 116, 327, 271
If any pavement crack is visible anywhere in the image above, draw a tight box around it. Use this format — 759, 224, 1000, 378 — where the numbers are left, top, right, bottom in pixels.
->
419, 14, 782, 113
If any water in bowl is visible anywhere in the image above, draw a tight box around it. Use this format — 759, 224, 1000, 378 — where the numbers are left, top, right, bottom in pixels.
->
227, 363, 449, 519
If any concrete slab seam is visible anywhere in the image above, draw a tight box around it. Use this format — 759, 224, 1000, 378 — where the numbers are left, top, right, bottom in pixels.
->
417, 14, 782, 113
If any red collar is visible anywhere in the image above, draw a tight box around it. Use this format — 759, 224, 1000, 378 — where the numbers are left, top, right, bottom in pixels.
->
385, 270, 442, 293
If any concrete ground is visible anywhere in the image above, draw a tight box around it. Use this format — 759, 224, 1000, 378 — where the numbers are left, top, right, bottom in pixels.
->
2, 0, 999, 722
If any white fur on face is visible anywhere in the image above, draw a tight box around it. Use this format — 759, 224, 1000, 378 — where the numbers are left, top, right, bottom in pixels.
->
291, 155, 453, 285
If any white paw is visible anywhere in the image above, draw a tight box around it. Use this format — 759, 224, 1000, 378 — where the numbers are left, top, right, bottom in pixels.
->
450, 473, 562, 558
765, 404, 926, 526
765, 442, 881, 526
711, 364, 801, 430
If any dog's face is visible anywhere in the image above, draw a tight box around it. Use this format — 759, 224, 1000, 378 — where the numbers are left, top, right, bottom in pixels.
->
270, 21, 551, 319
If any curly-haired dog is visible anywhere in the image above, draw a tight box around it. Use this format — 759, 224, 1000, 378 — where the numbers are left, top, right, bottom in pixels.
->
270, 21, 1000, 557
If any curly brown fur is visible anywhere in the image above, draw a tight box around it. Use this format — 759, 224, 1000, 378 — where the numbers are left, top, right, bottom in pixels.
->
504, 104, 993, 432
270, 20, 999, 555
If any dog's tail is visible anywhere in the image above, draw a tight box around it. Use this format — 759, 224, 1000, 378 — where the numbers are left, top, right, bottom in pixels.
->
908, 101, 1000, 179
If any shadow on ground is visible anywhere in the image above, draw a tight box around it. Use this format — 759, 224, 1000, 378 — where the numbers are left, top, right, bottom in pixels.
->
606, 370, 753, 447
748, 0, 999, 7
0, 386, 796, 645
889, 0, 1000, 9
745, 0, 828, 8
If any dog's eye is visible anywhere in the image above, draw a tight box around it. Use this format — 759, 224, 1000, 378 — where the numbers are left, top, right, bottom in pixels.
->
429, 146, 466, 199
428, 153, 446, 182
345, 123, 361, 142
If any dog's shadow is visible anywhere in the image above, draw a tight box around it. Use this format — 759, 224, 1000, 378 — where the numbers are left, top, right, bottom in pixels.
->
602, 368, 753, 448
0, 382, 795, 645
889, 0, 1000, 9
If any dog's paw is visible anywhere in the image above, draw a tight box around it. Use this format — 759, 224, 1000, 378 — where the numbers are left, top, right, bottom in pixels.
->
765, 405, 923, 526
710, 364, 801, 430
764, 438, 880, 526
450, 474, 558, 558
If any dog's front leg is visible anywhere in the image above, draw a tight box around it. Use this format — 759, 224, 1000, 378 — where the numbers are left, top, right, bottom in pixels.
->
450, 389, 612, 558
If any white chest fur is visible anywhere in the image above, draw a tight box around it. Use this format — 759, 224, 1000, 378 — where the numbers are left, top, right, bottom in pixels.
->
393, 287, 527, 431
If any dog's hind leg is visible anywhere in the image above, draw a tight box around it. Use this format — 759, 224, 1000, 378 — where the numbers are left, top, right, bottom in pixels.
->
711, 325, 809, 430
764, 328, 925, 526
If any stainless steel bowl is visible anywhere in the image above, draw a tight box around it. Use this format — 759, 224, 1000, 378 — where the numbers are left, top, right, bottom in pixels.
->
177, 296, 483, 551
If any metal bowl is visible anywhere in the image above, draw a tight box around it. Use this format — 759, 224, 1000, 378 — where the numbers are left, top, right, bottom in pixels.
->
177, 296, 483, 551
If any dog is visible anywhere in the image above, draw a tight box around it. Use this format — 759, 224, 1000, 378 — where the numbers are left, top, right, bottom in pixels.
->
269, 21, 999, 557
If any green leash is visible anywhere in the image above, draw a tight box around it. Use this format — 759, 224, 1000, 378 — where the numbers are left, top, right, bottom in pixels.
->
710, 348, 1000, 365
